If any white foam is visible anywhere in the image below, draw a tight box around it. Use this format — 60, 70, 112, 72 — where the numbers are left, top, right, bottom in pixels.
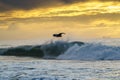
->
57, 43, 120, 60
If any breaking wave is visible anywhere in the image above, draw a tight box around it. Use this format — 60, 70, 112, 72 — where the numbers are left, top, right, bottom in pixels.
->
0, 40, 120, 60
0, 41, 84, 59
57, 43, 120, 60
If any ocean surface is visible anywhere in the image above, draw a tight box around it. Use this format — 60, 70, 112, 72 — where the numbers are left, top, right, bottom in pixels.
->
0, 56, 120, 80
0, 38, 120, 80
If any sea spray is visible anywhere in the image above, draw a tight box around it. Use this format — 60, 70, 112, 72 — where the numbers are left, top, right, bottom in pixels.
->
57, 43, 120, 60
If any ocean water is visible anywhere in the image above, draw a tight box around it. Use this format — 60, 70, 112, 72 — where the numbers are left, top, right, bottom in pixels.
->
0, 38, 120, 80
0, 56, 120, 80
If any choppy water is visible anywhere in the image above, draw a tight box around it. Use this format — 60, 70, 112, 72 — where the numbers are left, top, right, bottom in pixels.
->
0, 56, 120, 80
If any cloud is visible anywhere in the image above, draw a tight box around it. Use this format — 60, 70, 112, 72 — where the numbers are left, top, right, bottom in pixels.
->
0, 0, 119, 12
2, 13, 119, 25
0, 0, 119, 28
0, 0, 57, 11
0, 0, 119, 21
0, 0, 86, 12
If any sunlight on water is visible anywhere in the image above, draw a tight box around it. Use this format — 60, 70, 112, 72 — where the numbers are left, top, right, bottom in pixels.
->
0, 56, 120, 80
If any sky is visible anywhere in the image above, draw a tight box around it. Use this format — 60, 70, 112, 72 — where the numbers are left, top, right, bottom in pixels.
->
0, 0, 120, 41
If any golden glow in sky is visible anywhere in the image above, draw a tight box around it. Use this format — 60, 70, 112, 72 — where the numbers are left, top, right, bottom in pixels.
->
1, 1, 120, 18
0, 0, 120, 40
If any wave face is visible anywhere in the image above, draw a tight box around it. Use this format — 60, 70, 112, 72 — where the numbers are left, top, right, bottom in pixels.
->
0, 40, 120, 60
57, 43, 120, 60
41, 41, 84, 59
0, 41, 84, 59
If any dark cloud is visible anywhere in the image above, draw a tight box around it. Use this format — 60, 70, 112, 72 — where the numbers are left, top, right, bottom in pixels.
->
0, 0, 86, 12
60, 0, 86, 3
0, 0, 119, 12
0, 0, 59, 11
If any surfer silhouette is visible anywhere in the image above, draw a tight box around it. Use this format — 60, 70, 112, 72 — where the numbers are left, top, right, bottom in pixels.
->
53, 33, 65, 38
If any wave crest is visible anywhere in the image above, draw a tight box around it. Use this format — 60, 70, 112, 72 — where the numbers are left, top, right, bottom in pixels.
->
1, 40, 120, 60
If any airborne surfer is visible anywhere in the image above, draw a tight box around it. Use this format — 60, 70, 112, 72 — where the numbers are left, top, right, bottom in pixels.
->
53, 33, 65, 38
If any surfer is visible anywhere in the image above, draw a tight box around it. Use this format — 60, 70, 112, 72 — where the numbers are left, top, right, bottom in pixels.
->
53, 33, 65, 37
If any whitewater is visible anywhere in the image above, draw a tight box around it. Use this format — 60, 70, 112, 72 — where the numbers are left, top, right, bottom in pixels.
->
0, 57, 120, 80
